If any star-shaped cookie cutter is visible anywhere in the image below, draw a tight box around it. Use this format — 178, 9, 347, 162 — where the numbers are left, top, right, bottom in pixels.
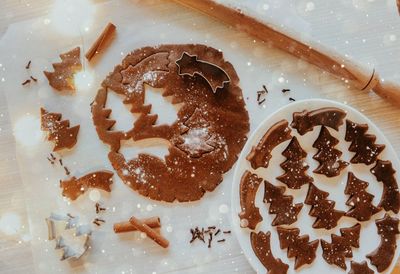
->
175, 52, 230, 93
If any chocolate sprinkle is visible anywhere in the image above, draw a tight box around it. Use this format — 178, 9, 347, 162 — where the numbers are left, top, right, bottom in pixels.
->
25, 60, 31, 69
30, 76, 38, 82
217, 239, 225, 243
289, 97, 296, 102
282, 89, 290, 93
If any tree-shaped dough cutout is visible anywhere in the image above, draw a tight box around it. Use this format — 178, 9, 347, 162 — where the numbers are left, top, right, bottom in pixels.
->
176, 108, 216, 158
263, 181, 303, 226
277, 227, 319, 269
305, 183, 344, 229
250, 231, 289, 274
321, 223, 361, 270
345, 172, 381, 221
277, 136, 313, 189
41, 108, 80, 151
345, 119, 385, 165
313, 126, 348, 177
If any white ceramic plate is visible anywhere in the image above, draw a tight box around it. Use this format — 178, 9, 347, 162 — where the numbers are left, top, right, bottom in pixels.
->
231, 99, 400, 274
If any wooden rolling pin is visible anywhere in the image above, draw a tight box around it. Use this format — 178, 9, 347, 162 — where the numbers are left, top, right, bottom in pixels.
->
173, 0, 400, 105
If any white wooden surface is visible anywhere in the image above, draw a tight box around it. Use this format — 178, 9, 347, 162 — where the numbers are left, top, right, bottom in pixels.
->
0, 1, 399, 273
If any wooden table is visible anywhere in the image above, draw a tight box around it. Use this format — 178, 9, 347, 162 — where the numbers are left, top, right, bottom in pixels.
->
0, 1, 399, 273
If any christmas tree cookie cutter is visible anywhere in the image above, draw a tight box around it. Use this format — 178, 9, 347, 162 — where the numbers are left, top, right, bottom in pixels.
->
46, 213, 91, 261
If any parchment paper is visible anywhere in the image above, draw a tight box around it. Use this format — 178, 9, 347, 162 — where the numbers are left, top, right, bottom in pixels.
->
0, 0, 399, 273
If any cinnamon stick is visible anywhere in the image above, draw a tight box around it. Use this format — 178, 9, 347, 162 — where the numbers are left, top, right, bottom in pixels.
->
129, 216, 169, 248
85, 22, 116, 61
114, 217, 161, 233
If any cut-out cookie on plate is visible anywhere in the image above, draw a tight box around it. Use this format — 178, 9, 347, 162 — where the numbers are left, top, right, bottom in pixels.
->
277, 136, 313, 189
321, 223, 361, 270
250, 231, 289, 274
246, 119, 292, 170
370, 160, 400, 214
345, 119, 385, 165
345, 172, 381, 221
263, 181, 303, 226
239, 170, 263, 230
367, 214, 399, 272
291, 107, 346, 135
313, 126, 349, 177
277, 227, 319, 269
305, 183, 344, 229
348, 261, 374, 274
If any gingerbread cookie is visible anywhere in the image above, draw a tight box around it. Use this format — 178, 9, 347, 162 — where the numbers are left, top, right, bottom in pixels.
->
239, 170, 263, 230
91, 44, 249, 202
371, 160, 400, 214
246, 119, 291, 170
277, 227, 319, 269
321, 223, 361, 270
291, 107, 346, 135
250, 231, 289, 274
60, 170, 113, 200
40, 108, 80, 151
345, 119, 385, 165
313, 126, 349, 177
305, 183, 344, 229
367, 214, 399, 272
277, 136, 313, 189
264, 181, 303, 226
44, 47, 82, 92
348, 261, 374, 274
345, 172, 381, 221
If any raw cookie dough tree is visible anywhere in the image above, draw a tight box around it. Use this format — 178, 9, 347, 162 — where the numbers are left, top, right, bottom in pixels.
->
277, 136, 313, 189
313, 126, 348, 177
263, 181, 303, 226
345, 119, 385, 165
41, 108, 80, 151
305, 183, 344, 229
321, 224, 361, 270
344, 172, 381, 221
277, 227, 319, 269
